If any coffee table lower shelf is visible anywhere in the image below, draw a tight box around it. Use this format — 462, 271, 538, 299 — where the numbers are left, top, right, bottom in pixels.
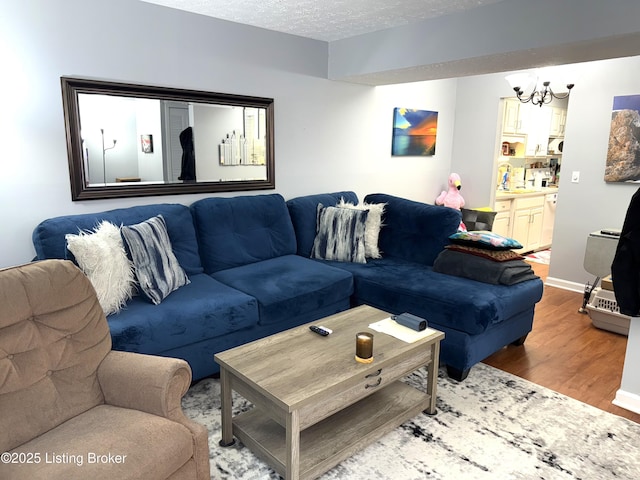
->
233, 380, 430, 480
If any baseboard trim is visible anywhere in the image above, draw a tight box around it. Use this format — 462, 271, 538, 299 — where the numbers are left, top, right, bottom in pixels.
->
613, 389, 640, 414
545, 276, 584, 293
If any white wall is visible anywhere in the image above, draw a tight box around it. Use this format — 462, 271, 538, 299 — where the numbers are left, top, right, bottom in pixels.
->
0, 0, 458, 268
372, 81, 458, 204
135, 99, 164, 182
78, 95, 139, 183
548, 57, 640, 289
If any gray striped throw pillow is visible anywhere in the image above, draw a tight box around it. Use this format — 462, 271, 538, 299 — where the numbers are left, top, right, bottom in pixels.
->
121, 215, 190, 305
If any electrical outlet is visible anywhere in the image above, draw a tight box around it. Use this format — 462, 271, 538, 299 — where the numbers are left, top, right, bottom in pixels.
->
571, 171, 580, 183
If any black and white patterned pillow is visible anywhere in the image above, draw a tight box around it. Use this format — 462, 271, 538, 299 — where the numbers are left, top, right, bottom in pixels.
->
337, 198, 386, 258
311, 204, 368, 263
121, 215, 190, 305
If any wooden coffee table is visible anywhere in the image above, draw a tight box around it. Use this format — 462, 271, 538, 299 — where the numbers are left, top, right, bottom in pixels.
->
214, 305, 444, 480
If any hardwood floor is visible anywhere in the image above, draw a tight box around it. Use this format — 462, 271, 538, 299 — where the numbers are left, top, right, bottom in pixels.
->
483, 261, 640, 424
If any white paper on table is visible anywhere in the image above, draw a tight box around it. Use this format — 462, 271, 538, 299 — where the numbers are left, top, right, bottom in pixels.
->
368, 317, 438, 343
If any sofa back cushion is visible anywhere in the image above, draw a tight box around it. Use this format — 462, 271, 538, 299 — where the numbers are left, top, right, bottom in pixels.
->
0, 260, 111, 452
286, 191, 359, 257
191, 194, 297, 273
32, 204, 203, 276
364, 193, 461, 265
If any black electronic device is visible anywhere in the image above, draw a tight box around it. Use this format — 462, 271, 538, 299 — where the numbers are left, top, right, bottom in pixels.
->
309, 325, 332, 336
392, 313, 428, 331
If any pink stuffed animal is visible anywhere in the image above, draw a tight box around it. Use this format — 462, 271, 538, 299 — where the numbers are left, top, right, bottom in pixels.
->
435, 173, 465, 210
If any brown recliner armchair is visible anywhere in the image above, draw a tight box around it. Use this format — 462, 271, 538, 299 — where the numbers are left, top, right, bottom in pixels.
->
0, 260, 210, 480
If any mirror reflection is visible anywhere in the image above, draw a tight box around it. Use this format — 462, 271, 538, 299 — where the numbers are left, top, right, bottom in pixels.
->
62, 77, 275, 200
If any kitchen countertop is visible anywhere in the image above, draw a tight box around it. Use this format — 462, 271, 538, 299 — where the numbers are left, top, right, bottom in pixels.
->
495, 187, 559, 200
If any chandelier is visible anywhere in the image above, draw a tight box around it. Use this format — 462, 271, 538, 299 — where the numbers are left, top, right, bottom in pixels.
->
506, 73, 574, 107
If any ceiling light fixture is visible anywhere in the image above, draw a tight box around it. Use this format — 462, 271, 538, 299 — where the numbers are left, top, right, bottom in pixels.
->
506, 73, 574, 107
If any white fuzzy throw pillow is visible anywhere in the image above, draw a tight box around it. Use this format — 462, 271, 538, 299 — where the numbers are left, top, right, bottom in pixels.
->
337, 199, 386, 258
65, 221, 135, 316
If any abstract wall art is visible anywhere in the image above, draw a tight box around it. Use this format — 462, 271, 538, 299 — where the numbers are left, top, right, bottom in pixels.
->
392, 108, 438, 156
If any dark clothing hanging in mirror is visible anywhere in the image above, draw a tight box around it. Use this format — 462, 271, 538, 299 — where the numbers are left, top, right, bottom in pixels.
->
179, 126, 196, 182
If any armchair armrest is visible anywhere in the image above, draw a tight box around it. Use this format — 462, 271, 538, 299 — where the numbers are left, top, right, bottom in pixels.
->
98, 351, 211, 480
97, 351, 191, 420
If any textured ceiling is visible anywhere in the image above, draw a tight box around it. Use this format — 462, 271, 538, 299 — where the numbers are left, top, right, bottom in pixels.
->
141, 0, 505, 41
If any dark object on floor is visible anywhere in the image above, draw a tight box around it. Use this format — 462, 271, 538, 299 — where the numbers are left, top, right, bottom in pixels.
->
579, 277, 600, 314
447, 365, 470, 381
511, 334, 528, 346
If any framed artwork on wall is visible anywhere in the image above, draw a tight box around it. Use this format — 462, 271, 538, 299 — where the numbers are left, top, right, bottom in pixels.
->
605, 95, 640, 182
141, 134, 153, 153
392, 108, 438, 156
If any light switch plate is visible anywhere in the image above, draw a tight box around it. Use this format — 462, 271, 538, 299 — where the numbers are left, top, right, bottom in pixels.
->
571, 171, 580, 183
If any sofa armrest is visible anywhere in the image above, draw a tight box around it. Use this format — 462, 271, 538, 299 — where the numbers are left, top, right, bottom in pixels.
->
97, 351, 191, 419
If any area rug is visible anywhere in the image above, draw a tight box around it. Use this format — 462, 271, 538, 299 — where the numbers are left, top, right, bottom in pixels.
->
182, 363, 640, 479
525, 248, 551, 265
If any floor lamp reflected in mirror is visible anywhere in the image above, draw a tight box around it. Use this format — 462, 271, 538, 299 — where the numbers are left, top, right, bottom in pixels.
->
100, 128, 117, 185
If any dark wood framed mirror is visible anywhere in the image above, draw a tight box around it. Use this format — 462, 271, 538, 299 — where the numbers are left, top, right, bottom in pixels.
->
61, 77, 275, 201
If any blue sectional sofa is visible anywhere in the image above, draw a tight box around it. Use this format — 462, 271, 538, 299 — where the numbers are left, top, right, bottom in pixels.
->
32, 191, 543, 381
287, 192, 544, 380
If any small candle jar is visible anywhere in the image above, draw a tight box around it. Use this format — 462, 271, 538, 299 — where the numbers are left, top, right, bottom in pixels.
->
355, 332, 374, 363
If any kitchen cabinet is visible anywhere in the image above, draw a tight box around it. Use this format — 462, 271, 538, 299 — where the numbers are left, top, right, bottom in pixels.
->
502, 100, 554, 156
549, 107, 567, 137
502, 98, 529, 135
524, 106, 552, 156
511, 195, 544, 252
492, 199, 512, 238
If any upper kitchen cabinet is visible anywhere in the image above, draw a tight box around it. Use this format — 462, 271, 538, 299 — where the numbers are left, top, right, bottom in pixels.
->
502, 98, 529, 135
549, 106, 567, 137
500, 97, 567, 157
524, 106, 552, 157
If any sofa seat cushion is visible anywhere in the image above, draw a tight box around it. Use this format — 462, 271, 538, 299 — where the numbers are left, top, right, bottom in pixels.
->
320, 257, 543, 335
5, 404, 193, 480
107, 273, 258, 354
212, 255, 353, 326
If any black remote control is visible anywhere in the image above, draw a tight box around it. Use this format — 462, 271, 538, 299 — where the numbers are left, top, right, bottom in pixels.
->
309, 325, 332, 336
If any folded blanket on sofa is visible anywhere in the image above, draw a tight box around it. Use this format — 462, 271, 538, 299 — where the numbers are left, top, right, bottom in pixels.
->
433, 250, 539, 285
